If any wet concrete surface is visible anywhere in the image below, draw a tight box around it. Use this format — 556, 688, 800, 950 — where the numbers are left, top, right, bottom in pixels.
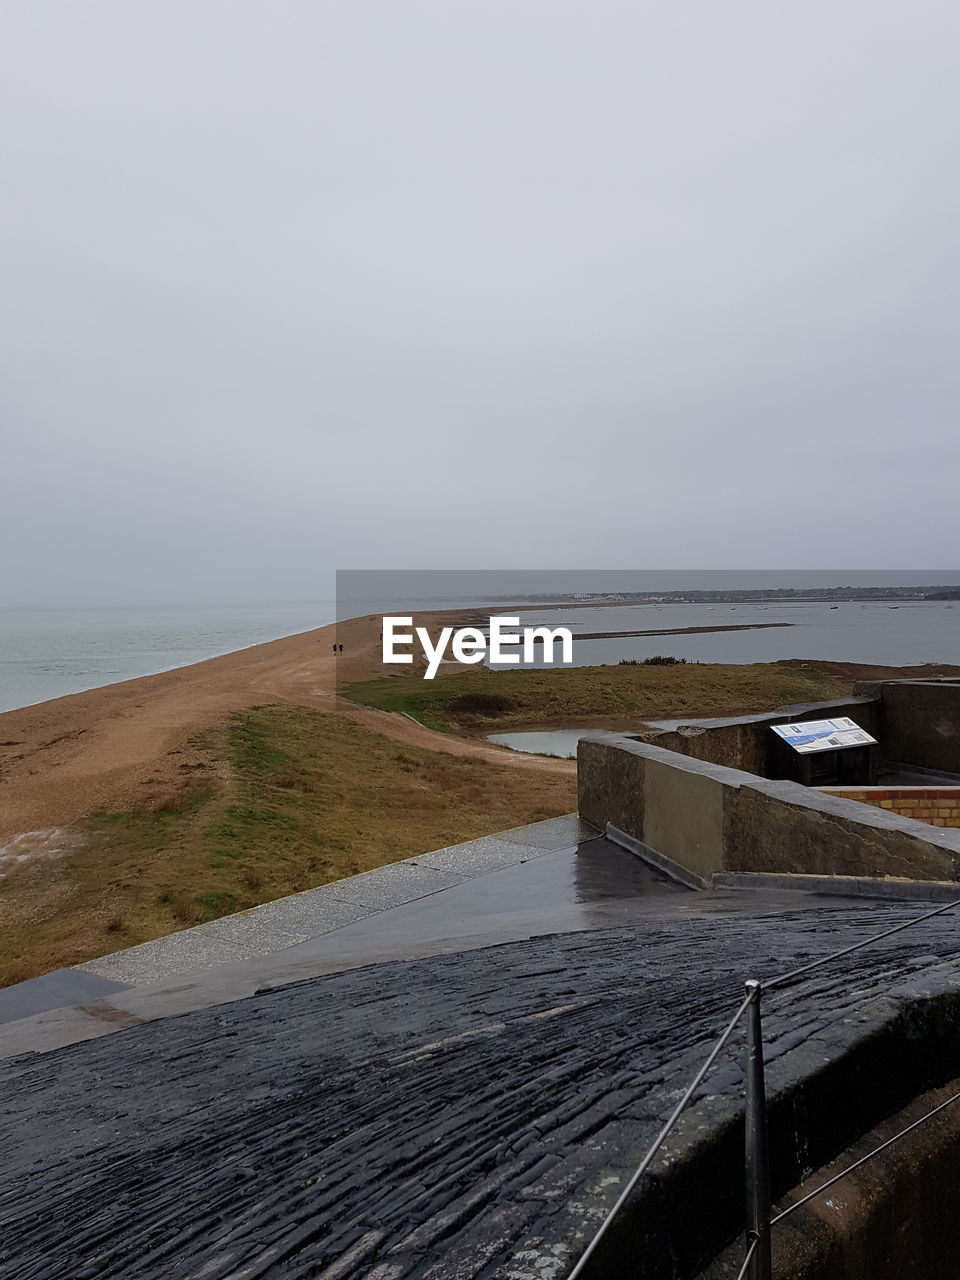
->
0, 967, 129, 1027
274, 838, 691, 953
5, 827, 959, 1277
270, 838, 843, 971
0, 836, 910, 1064
4, 903, 960, 1279
204, 837, 916, 982
70, 816, 599, 991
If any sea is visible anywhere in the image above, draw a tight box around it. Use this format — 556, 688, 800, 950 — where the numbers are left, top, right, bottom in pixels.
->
495, 599, 960, 669
0, 602, 335, 714
0, 596, 957, 716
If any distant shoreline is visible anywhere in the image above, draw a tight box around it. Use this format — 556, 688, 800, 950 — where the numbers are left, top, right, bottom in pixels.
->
491, 588, 960, 605
3, 594, 957, 716
571, 622, 793, 641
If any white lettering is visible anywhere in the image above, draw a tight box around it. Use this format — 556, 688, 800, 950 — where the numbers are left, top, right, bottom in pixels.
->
379, 616, 575, 678
523, 626, 573, 664
488, 616, 522, 664
451, 627, 487, 665
416, 625, 453, 680
382, 616, 413, 664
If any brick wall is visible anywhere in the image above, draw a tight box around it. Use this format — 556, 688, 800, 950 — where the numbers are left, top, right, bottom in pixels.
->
823, 788, 960, 829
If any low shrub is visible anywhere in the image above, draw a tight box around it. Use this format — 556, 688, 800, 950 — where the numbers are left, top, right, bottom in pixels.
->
446, 692, 517, 717
617, 655, 688, 666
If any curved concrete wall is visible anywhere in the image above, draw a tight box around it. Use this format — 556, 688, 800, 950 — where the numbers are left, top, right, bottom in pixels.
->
575, 974, 960, 1279
702, 1075, 960, 1279
577, 733, 960, 882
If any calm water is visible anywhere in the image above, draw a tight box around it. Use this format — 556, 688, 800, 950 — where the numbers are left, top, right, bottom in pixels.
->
2, 597, 957, 717
0, 602, 334, 713
484, 599, 959, 757
487, 729, 586, 758
490, 600, 960, 668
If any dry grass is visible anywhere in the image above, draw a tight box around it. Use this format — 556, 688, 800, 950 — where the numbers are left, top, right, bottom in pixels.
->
0, 706, 575, 984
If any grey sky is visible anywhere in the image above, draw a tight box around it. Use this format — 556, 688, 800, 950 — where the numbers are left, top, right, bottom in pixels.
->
2, 2, 959, 607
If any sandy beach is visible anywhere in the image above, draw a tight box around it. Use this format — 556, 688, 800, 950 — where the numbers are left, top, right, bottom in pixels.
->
5, 607, 956, 849
0, 611, 572, 845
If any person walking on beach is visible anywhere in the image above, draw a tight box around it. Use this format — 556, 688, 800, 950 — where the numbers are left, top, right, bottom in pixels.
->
338, 643, 343, 653
332, 643, 337, 655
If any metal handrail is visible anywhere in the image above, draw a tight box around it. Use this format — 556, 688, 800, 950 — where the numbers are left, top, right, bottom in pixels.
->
762, 895, 960, 992
735, 1238, 759, 1280
564, 894, 960, 1280
771, 1086, 960, 1225
566, 991, 754, 1279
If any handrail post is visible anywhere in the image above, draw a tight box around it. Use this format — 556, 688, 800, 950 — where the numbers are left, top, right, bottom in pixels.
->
744, 979, 773, 1280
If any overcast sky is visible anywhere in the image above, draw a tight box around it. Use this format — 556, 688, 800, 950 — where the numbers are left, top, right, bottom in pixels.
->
2, 2, 959, 608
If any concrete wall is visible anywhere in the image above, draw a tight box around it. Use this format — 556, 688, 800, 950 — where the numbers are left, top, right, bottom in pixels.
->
580, 972, 960, 1280
876, 680, 960, 775
630, 697, 881, 777
702, 1075, 960, 1280
628, 683, 960, 782
578, 733, 960, 882
578, 735, 725, 880
823, 786, 960, 829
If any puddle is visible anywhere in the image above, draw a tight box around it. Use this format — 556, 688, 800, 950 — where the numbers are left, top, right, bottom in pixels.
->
486, 730, 593, 759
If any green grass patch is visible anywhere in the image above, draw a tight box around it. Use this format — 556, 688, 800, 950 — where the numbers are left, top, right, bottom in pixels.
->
342, 662, 852, 733
0, 706, 576, 985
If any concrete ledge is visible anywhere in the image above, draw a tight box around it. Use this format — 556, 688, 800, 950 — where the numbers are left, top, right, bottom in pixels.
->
75, 813, 598, 988
712, 871, 960, 903
77, 895, 375, 985
606, 823, 707, 890
642, 696, 879, 735
635, 696, 881, 775
578, 732, 960, 887
0, 968, 130, 1027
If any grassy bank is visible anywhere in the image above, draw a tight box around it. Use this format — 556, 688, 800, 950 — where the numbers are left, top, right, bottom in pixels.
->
0, 662, 866, 985
0, 706, 575, 985
342, 662, 852, 733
